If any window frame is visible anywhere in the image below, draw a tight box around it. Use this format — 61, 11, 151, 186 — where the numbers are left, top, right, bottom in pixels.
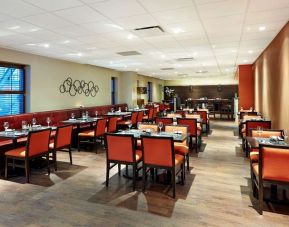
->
147, 81, 152, 103
0, 61, 26, 115
111, 77, 116, 105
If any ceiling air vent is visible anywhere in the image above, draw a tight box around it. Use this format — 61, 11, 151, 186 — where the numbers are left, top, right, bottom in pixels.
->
117, 51, 142, 56
161, 67, 174, 70
133, 25, 165, 37
176, 57, 195, 62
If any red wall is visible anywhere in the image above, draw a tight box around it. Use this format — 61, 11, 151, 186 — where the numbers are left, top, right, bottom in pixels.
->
238, 65, 254, 109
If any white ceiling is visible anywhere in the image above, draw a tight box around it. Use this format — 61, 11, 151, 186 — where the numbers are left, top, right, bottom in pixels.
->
0, 0, 288, 80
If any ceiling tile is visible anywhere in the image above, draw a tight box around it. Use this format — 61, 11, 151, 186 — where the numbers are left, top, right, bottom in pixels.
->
140, 0, 193, 12
24, 0, 84, 11
22, 13, 73, 29
117, 14, 158, 29
0, 0, 44, 18
91, 0, 146, 19
54, 6, 106, 24
82, 20, 125, 34
248, 0, 289, 12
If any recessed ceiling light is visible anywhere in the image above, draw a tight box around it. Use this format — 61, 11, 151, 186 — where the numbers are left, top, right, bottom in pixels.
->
127, 34, 136, 40
243, 59, 248, 63
105, 24, 124, 30
161, 54, 166, 59
67, 52, 82, 57
26, 43, 36, 46
8, 26, 20, 30
62, 40, 70, 44
29, 28, 40, 32
231, 49, 237, 53
172, 28, 185, 34
248, 50, 253, 54
259, 26, 266, 31
225, 68, 229, 72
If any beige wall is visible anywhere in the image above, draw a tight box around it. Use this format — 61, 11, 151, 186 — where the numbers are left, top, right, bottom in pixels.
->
164, 75, 238, 86
0, 47, 165, 112
254, 22, 289, 130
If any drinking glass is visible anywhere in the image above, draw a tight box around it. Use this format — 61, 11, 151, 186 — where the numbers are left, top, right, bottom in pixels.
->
125, 107, 128, 112
22, 121, 27, 130
119, 107, 121, 112
46, 117, 51, 127
3, 122, 9, 132
85, 111, 89, 118
240, 107, 243, 111
32, 118, 37, 126
95, 111, 98, 117
127, 120, 132, 130
158, 122, 163, 132
82, 112, 85, 119
71, 113, 75, 119
111, 108, 114, 113
256, 126, 262, 137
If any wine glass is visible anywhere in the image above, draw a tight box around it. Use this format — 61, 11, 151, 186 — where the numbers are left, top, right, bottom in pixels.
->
32, 118, 37, 126
46, 117, 51, 127
71, 113, 75, 119
158, 122, 163, 132
3, 122, 9, 132
127, 120, 132, 130
82, 112, 85, 119
125, 106, 128, 112
119, 107, 121, 112
283, 129, 288, 141
111, 108, 114, 113
85, 111, 89, 118
240, 106, 243, 111
95, 111, 98, 117
257, 126, 262, 137
22, 121, 27, 130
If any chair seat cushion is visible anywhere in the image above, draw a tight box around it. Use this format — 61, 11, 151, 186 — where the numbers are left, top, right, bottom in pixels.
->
78, 130, 94, 137
174, 143, 189, 155
5, 147, 26, 158
136, 140, 141, 149
0, 139, 13, 146
135, 150, 142, 162
175, 154, 184, 166
252, 163, 258, 176
250, 149, 259, 162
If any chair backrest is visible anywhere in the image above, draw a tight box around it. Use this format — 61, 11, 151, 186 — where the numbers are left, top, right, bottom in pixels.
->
138, 123, 158, 132
155, 117, 173, 125
147, 108, 154, 120
251, 129, 283, 138
107, 117, 118, 133
141, 136, 174, 167
153, 107, 158, 118
196, 111, 207, 123
240, 111, 258, 120
105, 134, 135, 162
137, 111, 144, 123
185, 114, 200, 119
177, 118, 197, 136
259, 145, 289, 182
26, 129, 51, 157
54, 125, 73, 149
246, 120, 271, 136
165, 125, 188, 146
130, 112, 138, 125
95, 118, 107, 137
159, 103, 165, 111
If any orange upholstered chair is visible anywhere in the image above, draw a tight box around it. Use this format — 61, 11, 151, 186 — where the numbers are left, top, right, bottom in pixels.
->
251, 145, 289, 214
5, 128, 51, 183
49, 125, 73, 170
136, 123, 158, 149
107, 117, 118, 133
165, 125, 190, 171
196, 110, 209, 133
141, 136, 185, 198
155, 117, 173, 128
243, 120, 271, 155
143, 108, 154, 122
177, 118, 201, 152
249, 129, 283, 163
117, 112, 138, 128
137, 111, 144, 123
105, 133, 142, 190
78, 118, 107, 153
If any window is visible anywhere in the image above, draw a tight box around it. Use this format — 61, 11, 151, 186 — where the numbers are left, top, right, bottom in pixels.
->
147, 82, 152, 102
0, 63, 25, 116
111, 77, 117, 105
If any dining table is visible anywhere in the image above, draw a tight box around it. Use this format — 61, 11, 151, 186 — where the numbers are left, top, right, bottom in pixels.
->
246, 136, 288, 149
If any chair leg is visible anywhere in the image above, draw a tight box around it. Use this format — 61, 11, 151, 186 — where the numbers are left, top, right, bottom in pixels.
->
195, 136, 198, 153
94, 138, 97, 154
106, 161, 110, 187
142, 165, 146, 192
181, 164, 184, 185
46, 153, 50, 175
78, 136, 81, 152
259, 182, 263, 215
172, 168, 176, 199
25, 159, 30, 183
5, 157, 8, 179
118, 164, 121, 176
186, 154, 189, 172
69, 147, 72, 165
53, 150, 57, 171
132, 164, 136, 190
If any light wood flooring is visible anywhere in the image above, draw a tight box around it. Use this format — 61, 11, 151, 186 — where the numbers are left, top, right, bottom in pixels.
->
1, 120, 289, 226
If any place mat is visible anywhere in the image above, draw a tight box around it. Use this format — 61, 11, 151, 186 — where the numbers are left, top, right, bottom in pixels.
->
256, 138, 287, 146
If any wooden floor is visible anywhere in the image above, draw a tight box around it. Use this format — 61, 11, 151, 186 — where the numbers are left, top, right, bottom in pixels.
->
1, 120, 289, 226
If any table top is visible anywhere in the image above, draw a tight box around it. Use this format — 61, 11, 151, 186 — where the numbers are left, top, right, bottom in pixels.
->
62, 117, 102, 124
240, 118, 265, 124
0, 126, 57, 139
128, 108, 148, 112
247, 137, 288, 149
105, 112, 131, 116
116, 129, 188, 142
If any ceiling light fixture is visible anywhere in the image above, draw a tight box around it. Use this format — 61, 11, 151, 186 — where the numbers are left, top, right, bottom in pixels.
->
127, 34, 135, 40
63, 40, 70, 44
243, 59, 248, 63
172, 28, 185, 34
248, 50, 253, 54
259, 26, 266, 31
8, 26, 20, 30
